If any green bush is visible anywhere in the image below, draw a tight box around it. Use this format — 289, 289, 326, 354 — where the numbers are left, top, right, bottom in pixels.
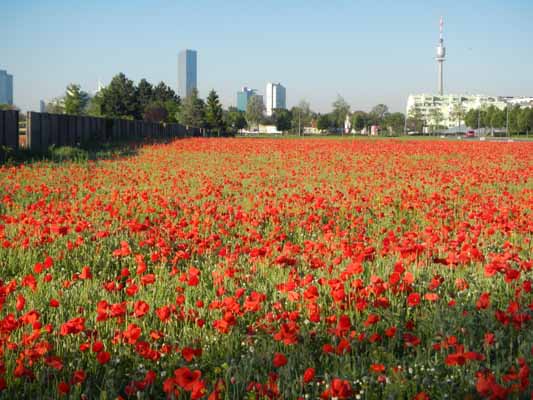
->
48, 145, 88, 162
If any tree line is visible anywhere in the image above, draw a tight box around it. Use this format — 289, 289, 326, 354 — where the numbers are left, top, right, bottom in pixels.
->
407, 103, 533, 135
45, 73, 229, 135
246, 95, 406, 135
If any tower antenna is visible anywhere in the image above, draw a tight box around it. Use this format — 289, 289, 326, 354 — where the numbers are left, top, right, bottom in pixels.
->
436, 16, 446, 95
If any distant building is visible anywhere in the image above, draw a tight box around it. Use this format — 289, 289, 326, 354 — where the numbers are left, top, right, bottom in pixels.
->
40, 100, 46, 112
178, 49, 198, 98
504, 97, 533, 108
236, 87, 257, 112
406, 94, 508, 128
265, 82, 286, 116
0, 69, 14, 105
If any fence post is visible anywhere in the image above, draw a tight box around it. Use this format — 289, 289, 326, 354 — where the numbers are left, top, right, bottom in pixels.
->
40, 113, 50, 150
27, 112, 43, 153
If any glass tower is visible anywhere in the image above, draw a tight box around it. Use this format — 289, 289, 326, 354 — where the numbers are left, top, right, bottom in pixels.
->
178, 50, 197, 98
0, 70, 13, 105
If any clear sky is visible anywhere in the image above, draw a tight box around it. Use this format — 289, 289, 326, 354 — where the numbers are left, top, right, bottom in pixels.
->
2, 0, 533, 113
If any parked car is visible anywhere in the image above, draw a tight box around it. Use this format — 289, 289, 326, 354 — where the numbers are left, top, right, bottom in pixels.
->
464, 130, 476, 138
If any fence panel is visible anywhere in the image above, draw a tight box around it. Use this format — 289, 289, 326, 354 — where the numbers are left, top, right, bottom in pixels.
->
4, 111, 19, 149
21, 112, 193, 157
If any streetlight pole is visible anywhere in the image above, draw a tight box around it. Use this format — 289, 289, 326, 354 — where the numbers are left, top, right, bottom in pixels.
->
506, 105, 510, 139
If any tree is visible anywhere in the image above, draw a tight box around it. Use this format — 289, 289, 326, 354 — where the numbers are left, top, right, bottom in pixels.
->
351, 111, 368, 133
86, 91, 104, 117
143, 101, 168, 122
464, 109, 479, 129
64, 84, 89, 115
383, 112, 405, 135
0, 104, 17, 111
45, 98, 65, 114
273, 108, 292, 133
246, 95, 265, 130
153, 82, 179, 103
370, 104, 389, 124
164, 100, 180, 123
331, 95, 350, 132
509, 106, 521, 134
290, 100, 313, 135
450, 103, 465, 128
317, 114, 331, 132
100, 73, 140, 119
224, 107, 247, 133
205, 89, 225, 134
517, 108, 533, 135
137, 79, 154, 112
428, 108, 444, 133
407, 106, 424, 133
489, 107, 506, 130
178, 88, 205, 128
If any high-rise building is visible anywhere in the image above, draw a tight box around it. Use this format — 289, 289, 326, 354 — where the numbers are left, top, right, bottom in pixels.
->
178, 49, 197, 98
0, 69, 14, 105
236, 87, 258, 111
265, 82, 286, 116
40, 100, 46, 112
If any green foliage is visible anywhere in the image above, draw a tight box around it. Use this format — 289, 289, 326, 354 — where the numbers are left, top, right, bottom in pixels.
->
48, 146, 88, 162
45, 98, 65, 114
246, 95, 265, 129
224, 107, 247, 133
137, 79, 154, 112
290, 100, 313, 134
383, 112, 405, 134
428, 108, 444, 132
143, 101, 168, 122
178, 88, 205, 128
370, 103, 389, 124
205, 90, 225, 134
331, 95, 350, 129
351, 111, 368, 132
86, 91, 104, 117
64, 84, 90, 115
316, 114, 331, 132
407, 106, 424, 133
100, 73, 141, 119
449, 103, 466, 127
464, 109, 479, 129
153, 82, 179, 104
273, 108, 292, 132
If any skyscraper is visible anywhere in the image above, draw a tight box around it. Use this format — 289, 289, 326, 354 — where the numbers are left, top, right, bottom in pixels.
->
178, 49, 197, 98
0, 69, 13, 105
265, 82, 286, 116
236, 87, 257, 111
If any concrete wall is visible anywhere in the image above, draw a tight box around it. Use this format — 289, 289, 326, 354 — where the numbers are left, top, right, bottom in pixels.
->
26, 112, 193, 153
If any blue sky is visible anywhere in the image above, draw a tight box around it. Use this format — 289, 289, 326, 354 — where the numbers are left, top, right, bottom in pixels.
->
2, 0, 533, 112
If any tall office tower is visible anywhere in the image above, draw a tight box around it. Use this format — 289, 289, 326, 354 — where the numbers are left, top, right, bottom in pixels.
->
178, 49, 198, 98
0, 69, 14, 105
40, 100, 46, 112
436, 17, 446, 95
236, 87, 257, 111
265, 82, 286, 116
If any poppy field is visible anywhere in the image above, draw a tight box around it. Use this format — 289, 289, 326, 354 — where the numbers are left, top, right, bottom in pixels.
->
1, 138, 533, 399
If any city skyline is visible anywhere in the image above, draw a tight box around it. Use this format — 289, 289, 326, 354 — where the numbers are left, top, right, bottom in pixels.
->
2, 0, 533, 113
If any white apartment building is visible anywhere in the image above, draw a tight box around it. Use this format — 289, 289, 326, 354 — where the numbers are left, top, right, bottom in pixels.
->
406, 94, 508, 128
265, 82, 286, 116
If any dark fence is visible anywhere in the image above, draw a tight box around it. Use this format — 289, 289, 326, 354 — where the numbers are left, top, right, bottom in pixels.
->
0, 110, 19, 149
26, 112, 198, 153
